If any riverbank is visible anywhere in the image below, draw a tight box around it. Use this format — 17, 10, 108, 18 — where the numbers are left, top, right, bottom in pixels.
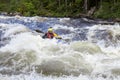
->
0, 12, 120, 25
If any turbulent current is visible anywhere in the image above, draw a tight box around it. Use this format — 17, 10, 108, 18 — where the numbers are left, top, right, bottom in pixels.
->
0, 15, 120, 80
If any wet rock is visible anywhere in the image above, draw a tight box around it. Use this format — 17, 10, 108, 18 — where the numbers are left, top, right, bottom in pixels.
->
114, 18, 120, 22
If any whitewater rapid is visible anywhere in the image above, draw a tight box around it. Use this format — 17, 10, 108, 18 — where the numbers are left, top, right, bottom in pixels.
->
0, 16, 120, 80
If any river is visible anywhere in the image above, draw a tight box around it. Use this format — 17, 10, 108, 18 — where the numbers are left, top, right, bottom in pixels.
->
0, 15, 120, 80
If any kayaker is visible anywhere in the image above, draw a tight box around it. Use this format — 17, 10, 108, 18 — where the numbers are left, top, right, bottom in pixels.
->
42, 27, 62, 39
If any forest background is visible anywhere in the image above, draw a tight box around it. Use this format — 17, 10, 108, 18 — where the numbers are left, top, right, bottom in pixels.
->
0, 0, 120, 19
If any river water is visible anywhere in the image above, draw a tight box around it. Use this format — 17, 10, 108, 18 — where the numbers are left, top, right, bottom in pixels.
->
0, 16, 120, 80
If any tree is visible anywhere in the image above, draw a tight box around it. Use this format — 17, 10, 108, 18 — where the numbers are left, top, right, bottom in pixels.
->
84, 0, 88, 13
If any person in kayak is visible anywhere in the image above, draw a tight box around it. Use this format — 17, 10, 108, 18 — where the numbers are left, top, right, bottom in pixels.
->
42, 27, 62, 39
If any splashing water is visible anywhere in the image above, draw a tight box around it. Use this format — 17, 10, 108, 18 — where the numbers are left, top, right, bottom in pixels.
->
0, 16, 120, 80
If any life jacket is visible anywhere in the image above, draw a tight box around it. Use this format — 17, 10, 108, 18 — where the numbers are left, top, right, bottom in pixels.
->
46, 32, 54, 39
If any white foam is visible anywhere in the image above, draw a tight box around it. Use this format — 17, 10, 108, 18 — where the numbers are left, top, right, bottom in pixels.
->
0, 73, 120, 80
0, 17, 120, 80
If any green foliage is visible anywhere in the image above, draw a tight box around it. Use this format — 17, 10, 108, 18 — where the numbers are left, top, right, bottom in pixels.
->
94, 2, 112, 19
0, 4, 7, 11
111, 2, 120, 18
94, 1, 120, 19
17, 2, 35, 16
0, 0, 120, 19
0, 0, 84, 17
0, 0, 10, 12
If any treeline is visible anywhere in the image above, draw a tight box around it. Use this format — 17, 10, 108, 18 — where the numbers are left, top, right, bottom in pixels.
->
0, 0, 120, 19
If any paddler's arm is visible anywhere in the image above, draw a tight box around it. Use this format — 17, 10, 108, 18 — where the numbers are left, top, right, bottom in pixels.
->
42, 33, 47, 38
53, 33, 62, 39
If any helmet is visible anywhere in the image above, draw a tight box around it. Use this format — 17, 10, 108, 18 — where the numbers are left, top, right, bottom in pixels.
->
48, 28, 53, 32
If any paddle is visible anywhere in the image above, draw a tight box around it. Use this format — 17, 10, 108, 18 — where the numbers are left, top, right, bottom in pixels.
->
34, 29, 71, 42
34, 29, 44, 33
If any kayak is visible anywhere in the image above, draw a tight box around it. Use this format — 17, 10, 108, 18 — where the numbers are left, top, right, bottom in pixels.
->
33, 29, 71, 44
